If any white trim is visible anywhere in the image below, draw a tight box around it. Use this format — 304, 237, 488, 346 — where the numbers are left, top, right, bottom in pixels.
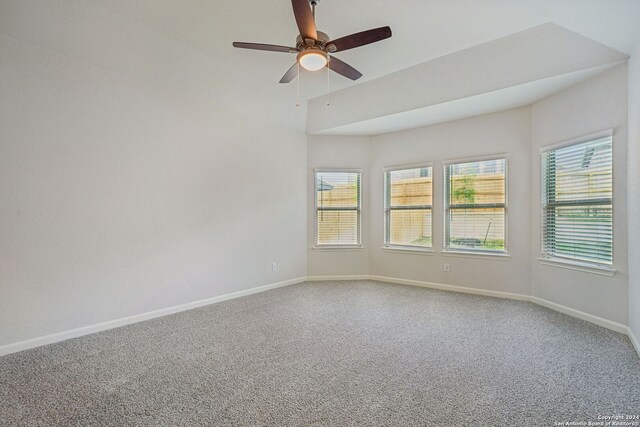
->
442, 152, 511, 166
530, 296, 627, 334
314, 169, 363, 247
383, 162, 433, 173
539, 128, 614, 153
443, 155, 509, 254
441, 250, 511, 260
383, 164, 434, 249
308, 275, 629, 336
314, 168, 363, 174
627, 327, 640, 358
537, 257, 616, 276
539, 131, 615, 268
312, 245, 364, 251
368, 275, 529, 301
2, 275, 635, 359
306, 275, 370, 281
0, 276, 306, 357
382, 246, 434, 255
307, 274, 526, 302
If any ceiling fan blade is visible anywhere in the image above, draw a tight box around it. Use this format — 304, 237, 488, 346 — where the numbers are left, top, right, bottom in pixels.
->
328, 26, 392, 52
328, 56, 362, 81
279, 63, 299, 84
233, 42, 298, 53
291, 0, 318, 41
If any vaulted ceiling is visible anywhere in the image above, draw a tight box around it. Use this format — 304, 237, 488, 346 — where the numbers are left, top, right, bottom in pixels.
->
69, 1, 640, 133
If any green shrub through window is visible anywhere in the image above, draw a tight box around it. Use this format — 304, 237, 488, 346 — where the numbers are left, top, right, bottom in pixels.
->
444, 158, 507, 252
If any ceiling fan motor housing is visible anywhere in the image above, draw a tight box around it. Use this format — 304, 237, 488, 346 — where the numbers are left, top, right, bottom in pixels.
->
296, 31, 331, 50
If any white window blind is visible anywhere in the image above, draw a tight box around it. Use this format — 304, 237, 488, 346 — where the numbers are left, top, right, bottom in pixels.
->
445, 157, 507, 252
384, 166, 432, 248
315, 171, 361, 246
541, 135, 613, 265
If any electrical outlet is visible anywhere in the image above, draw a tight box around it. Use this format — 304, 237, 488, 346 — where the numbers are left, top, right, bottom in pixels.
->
444, 263, 450, 272
272, 262, 277, 272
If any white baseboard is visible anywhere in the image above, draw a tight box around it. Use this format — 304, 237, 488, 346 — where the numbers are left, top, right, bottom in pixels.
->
307, 275, 529, 302
530, 296, 628, 334
628, 327, 640, 358
309, 275, 632, 338
306, 275, 370, 281
307, 274, 529, 301
369, 275, 530, 301
374, 276, 628, 334
2, 274, 636, 359
0, 276, 306, 357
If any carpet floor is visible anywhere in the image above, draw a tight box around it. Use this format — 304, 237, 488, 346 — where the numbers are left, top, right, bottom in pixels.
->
1, 280, 639, 426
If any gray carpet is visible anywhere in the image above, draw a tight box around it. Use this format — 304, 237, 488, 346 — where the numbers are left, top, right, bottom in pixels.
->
1, 280, 638, 426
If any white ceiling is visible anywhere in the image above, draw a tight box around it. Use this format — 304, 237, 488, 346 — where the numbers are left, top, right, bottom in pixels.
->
90, 0, 640, 133
306, 23, 629, 134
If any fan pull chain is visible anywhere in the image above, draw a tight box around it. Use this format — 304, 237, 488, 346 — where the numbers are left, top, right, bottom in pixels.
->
296, 62, 300, 108
326, 61, 330, 106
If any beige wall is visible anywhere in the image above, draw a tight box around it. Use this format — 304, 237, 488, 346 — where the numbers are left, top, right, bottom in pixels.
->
308, 65, 630, 328
307, 136, 370, 277
370, 108, 532, 295
530, 64, 628, 324
628, 45, 640, 340
307, 108, 531, 294
0, 2, 307, 347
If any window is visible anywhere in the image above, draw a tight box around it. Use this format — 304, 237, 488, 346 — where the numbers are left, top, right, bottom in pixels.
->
444, 157, 507, 253
541, 133, 613, 266
315, 170, 361, 247
384, 165, 433, 249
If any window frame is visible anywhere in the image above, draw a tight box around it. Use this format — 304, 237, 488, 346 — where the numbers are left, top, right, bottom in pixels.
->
443, 154, 509, 256
383, 163, 434, 251
314, 168, 363, 249
539, 129, 614, 272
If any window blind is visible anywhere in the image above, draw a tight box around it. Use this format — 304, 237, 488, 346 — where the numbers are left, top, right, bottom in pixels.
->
384, 166, 432, 248
541, 135, 613, 265
315, 171, 361, 246
445, 158, 507, 252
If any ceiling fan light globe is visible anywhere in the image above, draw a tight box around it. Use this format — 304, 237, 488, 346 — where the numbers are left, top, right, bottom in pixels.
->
297, 50, 328, 71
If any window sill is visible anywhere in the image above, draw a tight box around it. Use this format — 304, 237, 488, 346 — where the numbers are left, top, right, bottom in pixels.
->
537, 257, 615, 276
382, 246, 434, 255
441, 250, 511, 260
312, 245, 364, 251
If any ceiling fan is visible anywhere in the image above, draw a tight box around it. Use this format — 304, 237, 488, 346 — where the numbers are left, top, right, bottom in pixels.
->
232, 0, 392, 83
